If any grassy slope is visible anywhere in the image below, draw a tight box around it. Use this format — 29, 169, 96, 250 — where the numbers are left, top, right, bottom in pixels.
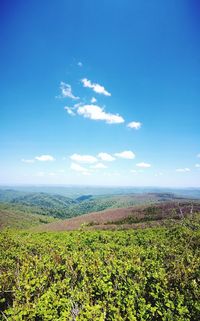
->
0, 203, 56, 230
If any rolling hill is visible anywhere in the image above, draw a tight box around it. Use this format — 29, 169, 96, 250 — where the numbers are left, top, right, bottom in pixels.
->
1, 188, 199, 230
0, 203, 56, 230
36, 200, 200, 232
0, 188, 190, 221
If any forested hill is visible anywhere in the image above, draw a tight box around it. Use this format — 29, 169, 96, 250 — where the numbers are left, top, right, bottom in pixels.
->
0, 188, 187, 221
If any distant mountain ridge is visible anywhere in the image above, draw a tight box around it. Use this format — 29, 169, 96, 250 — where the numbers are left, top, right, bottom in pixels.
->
0, 188, 174, 217
0, 188, 199, 223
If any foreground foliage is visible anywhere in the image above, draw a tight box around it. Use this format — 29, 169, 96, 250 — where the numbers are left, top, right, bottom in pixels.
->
0, 216, 200, 320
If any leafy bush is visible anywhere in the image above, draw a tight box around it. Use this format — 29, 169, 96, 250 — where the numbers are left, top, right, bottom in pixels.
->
0, 216, 200, 320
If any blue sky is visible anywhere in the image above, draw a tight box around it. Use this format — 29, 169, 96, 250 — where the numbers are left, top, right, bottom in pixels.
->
0, 0, 200, 187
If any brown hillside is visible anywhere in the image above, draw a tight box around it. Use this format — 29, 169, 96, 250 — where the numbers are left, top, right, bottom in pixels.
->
36, 201, 200, 232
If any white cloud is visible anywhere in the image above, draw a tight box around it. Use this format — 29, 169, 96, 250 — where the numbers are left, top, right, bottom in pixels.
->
70, 162, 89, 175
82, 171, 91, 176
197, 153, 200, 158
91, 163, 107, 169
35, 171, 45, 177
77, 61, 82, 67
60, 82, 79, 100
48, 172, 56, 176
131, 169, 144, 174
81, 78, 111, 96
35, 155, 55, 162
98, 153, 115, 162
91, 97, 97, 103
176, 168, 191, 172
127, 121, 142, 130
77, 104, 124, 124
64, 106, 76, 116
195, 164, 200, 168
136, 162, 151, 168
115, 151, 135, 159
131, 169, 138, 174
70, 153, 98, 164
21, 158, 35, 164
155, 172, 163, 177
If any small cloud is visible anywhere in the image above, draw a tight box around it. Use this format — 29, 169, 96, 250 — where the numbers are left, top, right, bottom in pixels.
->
35, 155, 55, 162
115, 151, 135, 159
70, 153, 98, 164
60, 82, 79, 100
48, 172, 56, 176
91, 97, 97, 103
176, 168, 191, 172
131, 169, 144, 174
57, 169, 65, 173
136, 162, 151, 168
195, 164, 200, 168
81, 78, 111, 96
98, 153, 115, 162
77, 104, 124, 124
70, 162, 90, 175
21, 158, 35, 163
91, 163, 107, 169
64, 106, 76, 116
130, 169, 138, 174
127, 121, 142, 130
82, 171, 91, 176
35, 171, 45, 177
197, 153, 200, 158
155, 172, 163, 177
77, 61, 83, 67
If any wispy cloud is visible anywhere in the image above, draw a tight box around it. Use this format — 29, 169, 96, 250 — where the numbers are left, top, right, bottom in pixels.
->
98, 153, 115, 162
35, 155, 55, 162
127, 121, 142, 130
60, 82, 79, 100
70, 153, 98, 164
136, 162, 151, 168
91, 97, 97, 103
77, 104, 124, 124
197, 153, 200, 158
176, 168, 190, 172
155, 172, 163, 177
195, 164, 200, 168
57, 169, 65, 173
48, 172, 56, 176
64, 106, 76, 116
70, 163, 90, 175
91, 163, 107, 169
35, 171, 45, 177
130, 169, 144, 174
77, 61, 82, 67
21, 158, 35, 164
115, 151, 135, 159
81, 78, 111, 96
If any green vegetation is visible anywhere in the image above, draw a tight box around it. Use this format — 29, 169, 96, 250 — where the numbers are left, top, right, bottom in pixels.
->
0, 188, 189, 221
0, 215, 200, 320
0, 203, 56, 230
